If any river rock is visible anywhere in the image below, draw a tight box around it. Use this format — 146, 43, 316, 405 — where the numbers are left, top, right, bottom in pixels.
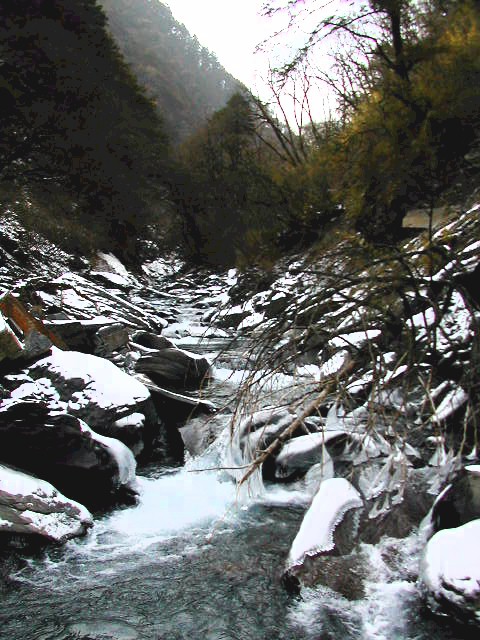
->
135, 347, 211, 389
238, 407, 295, 443
131, 330, 175, 351
0, 463, 93, 544
0, 400, 137, 507
179, 414, 227, 457
93, 322, 129, 356
22, 329, 52, 361
420, 519, 480, 623
216, 305, 251, 328
259, 291, 290, 318
0, 310, 23, 361
358, 468, 434, 544
233, 408, 297, 480
283, 478, 363, 593
430, 465, 480, 533
24, 348, 159, 456
136, 373, 216, 419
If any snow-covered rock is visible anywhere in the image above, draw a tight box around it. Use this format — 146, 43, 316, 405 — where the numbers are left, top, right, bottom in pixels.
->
430, 465, 480, 533
0, 463, 92, 543
216, 305, 250, 328
420, 519, 480, 623
90, 251, 135, 289
286, 478, 364, 570
274, 433, 335, 481
24, 348, 158, 455
0, 400, 137, 506
283, 478, 363, 593
237, 407, 294, 443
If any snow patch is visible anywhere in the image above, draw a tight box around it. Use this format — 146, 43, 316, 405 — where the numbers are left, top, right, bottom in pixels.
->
420, 519, 480, 621
31, 348, 150, 411
0, 464, 92, 542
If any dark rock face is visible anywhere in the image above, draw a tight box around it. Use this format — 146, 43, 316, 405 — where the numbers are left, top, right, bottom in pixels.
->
135, 373, 217, 461
228, 268, 275, 305
283, 552, 367, 601
0, 401, 131, 507
358, 470, 434, 544
255, 291, 290, 319
216, 308, 250, 329
43, 320, 94, 353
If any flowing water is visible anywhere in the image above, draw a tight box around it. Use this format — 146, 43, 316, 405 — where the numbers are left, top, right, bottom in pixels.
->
0, 279, 472, 639
0, 459, 468, 640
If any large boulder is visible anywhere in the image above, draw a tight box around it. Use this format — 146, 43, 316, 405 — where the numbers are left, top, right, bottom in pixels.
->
0, 463, 93, 544
0, 400, 137, 507
418, 465, 480, 622
130, 330, 175, 351
23, 348, 159, 456
135, 347, 211, 390
420, 519, 480, 623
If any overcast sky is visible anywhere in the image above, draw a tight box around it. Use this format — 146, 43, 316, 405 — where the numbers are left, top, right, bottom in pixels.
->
164, 1, 286, 95
163, 1, 333, 121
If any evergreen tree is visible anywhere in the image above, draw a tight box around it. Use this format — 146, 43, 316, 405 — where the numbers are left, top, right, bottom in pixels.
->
0, 0, 172, 259
176, 93, 286, 265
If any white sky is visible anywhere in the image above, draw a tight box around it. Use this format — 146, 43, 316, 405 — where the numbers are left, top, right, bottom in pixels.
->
164, 0, 286, 95
163, 0, 334, 121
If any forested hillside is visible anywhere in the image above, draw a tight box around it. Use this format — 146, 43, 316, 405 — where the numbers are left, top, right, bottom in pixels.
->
0, 0, 172, 261
99, 0, 242, 142
1, 0, 479, 270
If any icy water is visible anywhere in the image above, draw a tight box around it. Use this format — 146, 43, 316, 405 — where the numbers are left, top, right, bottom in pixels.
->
0, 462, 470, 640
0, 280, 474, 640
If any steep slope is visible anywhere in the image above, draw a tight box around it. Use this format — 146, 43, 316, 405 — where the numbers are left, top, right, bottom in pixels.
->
0, 0, 171, 259
99, 0, 243, 142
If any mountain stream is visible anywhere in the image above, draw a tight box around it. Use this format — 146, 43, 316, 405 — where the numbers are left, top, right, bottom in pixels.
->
0, 277, 468, 640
